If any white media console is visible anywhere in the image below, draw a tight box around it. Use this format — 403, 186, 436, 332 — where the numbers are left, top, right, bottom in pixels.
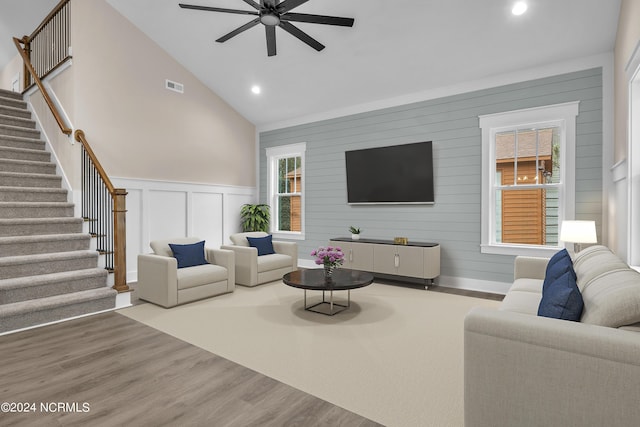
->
330, 237, 440, 289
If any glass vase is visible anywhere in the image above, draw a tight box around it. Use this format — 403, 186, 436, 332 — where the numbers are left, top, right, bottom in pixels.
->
324, 264, 334, 281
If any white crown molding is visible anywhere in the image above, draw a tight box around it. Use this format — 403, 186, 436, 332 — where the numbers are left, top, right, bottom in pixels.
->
258, 52, 613, 133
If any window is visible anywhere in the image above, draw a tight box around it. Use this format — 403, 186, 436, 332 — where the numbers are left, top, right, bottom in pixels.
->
266, 143, 306, 239
479, 102, 579, 256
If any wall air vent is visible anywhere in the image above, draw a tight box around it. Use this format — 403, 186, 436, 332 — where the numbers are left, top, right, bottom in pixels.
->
165, 79, 184, 94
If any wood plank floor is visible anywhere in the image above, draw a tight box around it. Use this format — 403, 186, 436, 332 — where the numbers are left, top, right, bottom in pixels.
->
0, 312, 382, 427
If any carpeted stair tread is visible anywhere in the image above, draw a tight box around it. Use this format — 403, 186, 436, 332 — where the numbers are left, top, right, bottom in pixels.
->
0, 96, 27, 110
0, 287, 116, 333
0, 250, 99, 280
0, 233, 91, 256
0, 268, 107, 290
0, 89, 24, 100
0, 171, 61, 188
0, 201, 74, 219
0, 146, 50, 162
0, 268, 107, 304
0, 287, 116, 315
0, 114, 36, 129
0, 123, 40, 139
0, 105, 31, 120
0, 250, 97, 265
0, 134, 46, 149
0, 217, 83, 236
0, 158, 56, 174
0, 186, 67, 202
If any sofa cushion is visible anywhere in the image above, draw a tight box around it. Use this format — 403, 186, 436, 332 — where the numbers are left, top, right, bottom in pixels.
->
510, 278, 544, 294
230, 232, 268, 247
572, 244, 612, 269
542, 249, 574, 293
257, 253, 292, 273
571, 245, 628, 293
169, 241, 209, 268
151, 237, 202, 257
580, 268, 640, 327
247, 235, 275, 256
499, 289, 542, 315
538, 270, 584, 321
177, 264, 228, 290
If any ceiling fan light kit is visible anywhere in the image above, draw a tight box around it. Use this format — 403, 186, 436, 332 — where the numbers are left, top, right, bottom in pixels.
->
178, 0, 354, 56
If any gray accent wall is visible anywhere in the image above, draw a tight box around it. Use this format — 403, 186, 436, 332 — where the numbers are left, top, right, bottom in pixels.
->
259, 68, 603, 285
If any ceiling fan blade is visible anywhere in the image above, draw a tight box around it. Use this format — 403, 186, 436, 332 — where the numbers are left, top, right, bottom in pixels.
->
276, 0, 308, 14
278, 21, 324, 51
281, 13, 354, 27
242, 0, 262, 10
216, 18, 261, 43
265, 26, 277, 56
178, 4, 259, 16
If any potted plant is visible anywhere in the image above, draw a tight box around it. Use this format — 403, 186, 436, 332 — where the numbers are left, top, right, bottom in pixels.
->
240, 204, 270, 232
349, 226, 361, 240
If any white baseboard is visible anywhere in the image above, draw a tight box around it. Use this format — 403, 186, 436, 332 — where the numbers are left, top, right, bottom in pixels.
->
436, 275, 510, 295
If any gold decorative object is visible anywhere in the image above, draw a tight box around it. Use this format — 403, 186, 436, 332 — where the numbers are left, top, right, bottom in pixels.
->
394, 237, 409, 245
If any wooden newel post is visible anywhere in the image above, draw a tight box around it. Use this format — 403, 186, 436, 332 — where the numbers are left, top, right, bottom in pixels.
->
21, 36, 31, 89
113, 188, 129, 293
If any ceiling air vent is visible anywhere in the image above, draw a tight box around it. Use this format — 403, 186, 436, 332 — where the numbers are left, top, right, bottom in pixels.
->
165, 79, 184, 94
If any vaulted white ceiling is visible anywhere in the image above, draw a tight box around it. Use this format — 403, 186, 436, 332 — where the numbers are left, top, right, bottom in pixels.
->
1, 1, 621, 130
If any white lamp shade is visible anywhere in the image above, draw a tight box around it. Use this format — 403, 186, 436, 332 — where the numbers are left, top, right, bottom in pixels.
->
560, 220, 597, 244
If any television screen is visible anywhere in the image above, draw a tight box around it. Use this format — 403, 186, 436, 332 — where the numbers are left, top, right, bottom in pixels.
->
345, 141, 434, 204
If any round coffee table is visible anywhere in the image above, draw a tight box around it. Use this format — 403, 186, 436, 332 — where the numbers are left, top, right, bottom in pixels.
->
282, 268, 374, 316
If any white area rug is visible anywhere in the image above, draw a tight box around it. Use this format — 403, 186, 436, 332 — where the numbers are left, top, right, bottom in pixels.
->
119, 281, 500, 427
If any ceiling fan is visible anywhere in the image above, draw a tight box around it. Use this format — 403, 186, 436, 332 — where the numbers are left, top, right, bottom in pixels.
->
178, 0, 354, 56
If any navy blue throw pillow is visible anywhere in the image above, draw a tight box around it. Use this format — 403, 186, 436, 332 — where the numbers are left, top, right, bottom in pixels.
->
246, 235, 275, 256
538, 270, 584, 321
169, 241, 209, 268
542, 249, 575, 293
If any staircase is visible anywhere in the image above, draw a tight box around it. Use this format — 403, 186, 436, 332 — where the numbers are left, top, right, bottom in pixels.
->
0, 88, 116, 334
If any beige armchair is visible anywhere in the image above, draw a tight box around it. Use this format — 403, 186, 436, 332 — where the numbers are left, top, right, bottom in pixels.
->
221, 232, 297, 287
137, 237, 235, 308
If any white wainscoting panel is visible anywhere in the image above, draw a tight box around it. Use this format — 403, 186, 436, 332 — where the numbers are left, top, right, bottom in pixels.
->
149, 190, 187, 240
125, 188, 143, 282
110, 177, 256, 282
192, 192, 223, 247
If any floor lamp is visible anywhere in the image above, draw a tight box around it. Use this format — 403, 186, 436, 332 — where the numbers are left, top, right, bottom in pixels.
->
560, 220, 597, 253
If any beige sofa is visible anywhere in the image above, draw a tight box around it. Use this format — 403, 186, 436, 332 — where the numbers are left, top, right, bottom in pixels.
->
221, 232, 297, 287
137, 237, 235, 307
464, 245, 640, 427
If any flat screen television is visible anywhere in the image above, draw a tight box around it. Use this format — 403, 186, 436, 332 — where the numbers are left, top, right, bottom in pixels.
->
345, 141, 434, 204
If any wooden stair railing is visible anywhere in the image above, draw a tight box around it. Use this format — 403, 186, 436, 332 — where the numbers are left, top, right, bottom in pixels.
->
13, 37, 70, 135
75, 130, 129, 293
21, 0, 71, 90
13, 32, 129, 293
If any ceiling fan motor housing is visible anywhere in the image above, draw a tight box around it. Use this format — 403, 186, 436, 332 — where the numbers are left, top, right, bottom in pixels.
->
260, 11, 280, 26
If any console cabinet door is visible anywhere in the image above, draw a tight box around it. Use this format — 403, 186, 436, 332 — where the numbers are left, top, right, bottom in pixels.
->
373, 245, 399, 275
335, 241, 353, 269
330, 241, 374, 271
350, 243, 374, 271
396, 245, 424, 278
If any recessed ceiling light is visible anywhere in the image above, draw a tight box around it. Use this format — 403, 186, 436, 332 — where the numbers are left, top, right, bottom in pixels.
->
512, 1, 528, 16
251, 85, 261, 95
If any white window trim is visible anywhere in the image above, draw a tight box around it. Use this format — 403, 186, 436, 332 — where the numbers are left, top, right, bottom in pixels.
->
265, 142, 306, 240
479, 101, 579, 257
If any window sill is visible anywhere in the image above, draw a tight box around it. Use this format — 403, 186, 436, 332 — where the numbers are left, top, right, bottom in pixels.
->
480, 243, 562, 257
272, 231, 305, 241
